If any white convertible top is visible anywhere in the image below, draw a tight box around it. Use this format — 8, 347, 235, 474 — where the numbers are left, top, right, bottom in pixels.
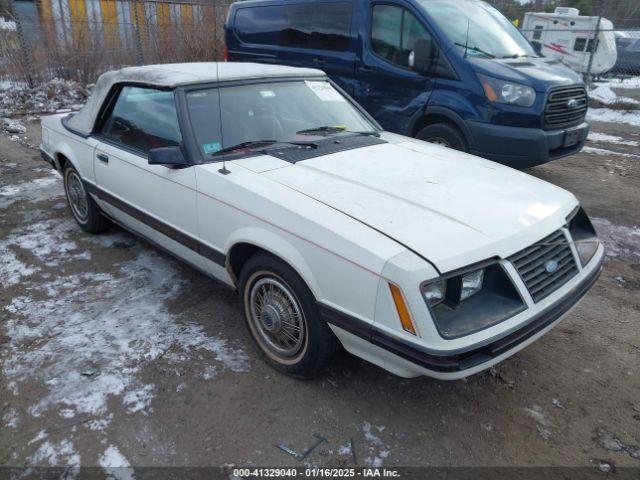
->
65, 62, 326, 136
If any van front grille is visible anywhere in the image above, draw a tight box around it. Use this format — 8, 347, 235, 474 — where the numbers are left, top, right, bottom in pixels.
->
544, 85, 588, 129
509, 230, 578, 303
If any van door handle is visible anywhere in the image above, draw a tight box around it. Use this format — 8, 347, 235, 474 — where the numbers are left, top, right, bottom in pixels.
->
97, 154, 109, 164
313, 57, 326, 65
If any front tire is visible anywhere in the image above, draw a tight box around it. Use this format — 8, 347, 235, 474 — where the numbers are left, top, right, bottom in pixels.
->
239, 253, 337, 378
416, 123, 467, 152
63, 163, 110, 234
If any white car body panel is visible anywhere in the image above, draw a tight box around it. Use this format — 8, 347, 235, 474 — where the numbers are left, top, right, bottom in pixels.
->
265, 132, 578, 274
39, 63, 604, 380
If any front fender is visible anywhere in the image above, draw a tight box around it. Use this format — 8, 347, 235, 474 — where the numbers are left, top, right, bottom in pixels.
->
225, 226, 322, 300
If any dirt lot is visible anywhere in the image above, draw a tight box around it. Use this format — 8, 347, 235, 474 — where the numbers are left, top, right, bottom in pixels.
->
1, 113, 639, 476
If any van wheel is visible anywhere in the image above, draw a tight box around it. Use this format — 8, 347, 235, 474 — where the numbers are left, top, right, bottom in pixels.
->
416, 123, 467, 152
63, 164, 110, 234
239, 253, 337, 378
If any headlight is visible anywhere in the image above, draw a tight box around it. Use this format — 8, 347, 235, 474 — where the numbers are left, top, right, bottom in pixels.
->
422, 279, 446, 307
421, 262, 526, 339
461, 269, 484, 301
478, 74, 536, 107
568, 207, 599, 266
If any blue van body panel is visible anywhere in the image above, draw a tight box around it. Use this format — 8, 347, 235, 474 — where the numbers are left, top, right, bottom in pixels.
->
225, 0, 589, 167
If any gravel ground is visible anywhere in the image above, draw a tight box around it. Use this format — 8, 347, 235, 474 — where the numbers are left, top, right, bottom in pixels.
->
1, 113, 639, 476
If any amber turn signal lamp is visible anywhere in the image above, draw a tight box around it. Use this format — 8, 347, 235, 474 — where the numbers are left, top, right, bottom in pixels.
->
389, 283, 417, 335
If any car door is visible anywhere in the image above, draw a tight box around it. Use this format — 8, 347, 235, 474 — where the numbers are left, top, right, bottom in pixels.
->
93, 85, 201, 265
354, 3, 435, 134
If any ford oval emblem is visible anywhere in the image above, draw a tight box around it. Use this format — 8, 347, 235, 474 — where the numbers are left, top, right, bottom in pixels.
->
545, 260, 559, 273
567, 99, 579, 109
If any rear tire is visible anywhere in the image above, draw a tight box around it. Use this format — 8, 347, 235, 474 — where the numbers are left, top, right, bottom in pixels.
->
238, 253, 337, 378
63, 163, 110, 234
416, 123, 467, 152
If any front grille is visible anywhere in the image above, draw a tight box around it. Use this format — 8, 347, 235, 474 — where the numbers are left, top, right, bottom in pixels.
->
544, 85, 588, 129
509, 230, 579, 303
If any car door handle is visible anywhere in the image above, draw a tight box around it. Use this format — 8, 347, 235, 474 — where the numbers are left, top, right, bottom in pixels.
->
97, 154, 109, 164
313, 57, 326, 65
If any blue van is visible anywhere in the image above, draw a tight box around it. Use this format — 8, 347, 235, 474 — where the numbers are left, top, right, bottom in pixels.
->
224, 0, 590, 167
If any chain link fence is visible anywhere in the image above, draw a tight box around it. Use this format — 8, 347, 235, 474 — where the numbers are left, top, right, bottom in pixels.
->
487, 0, 640, 80
1, 0, 230, 85
1, 0, 639, 86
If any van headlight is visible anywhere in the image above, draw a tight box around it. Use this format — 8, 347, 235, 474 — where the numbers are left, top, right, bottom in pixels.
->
478, 74, 536, 107
421, 262, 526, 339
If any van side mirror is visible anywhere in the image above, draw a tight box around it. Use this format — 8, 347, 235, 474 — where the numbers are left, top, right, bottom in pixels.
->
410, 38, 436, 74
530, 41, 543, 56
148, 146, 189, 168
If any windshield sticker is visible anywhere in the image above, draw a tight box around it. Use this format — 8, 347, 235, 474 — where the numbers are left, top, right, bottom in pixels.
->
202, 141, 222, 154
260, 90, 276, 98
305, 81, 345, 102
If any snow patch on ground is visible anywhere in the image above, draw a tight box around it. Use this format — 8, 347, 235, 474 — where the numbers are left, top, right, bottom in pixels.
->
28, 430, 49, 445
0, 174, 63, 209
0, 218, 83, 287
524, 405, 552, 440
589, 84, 639, 106
2, 220, 249, 434
582, 146, 639, 158
592, 218, 640, 262
99, 445, 135, 480
587, 108, 640, 127
588, 132, 639, 147
595, 77, 640, 90
0, 78, 90, 117
362, 422, 391, 468
28, 439, 81, 468
2, 407, 19, 428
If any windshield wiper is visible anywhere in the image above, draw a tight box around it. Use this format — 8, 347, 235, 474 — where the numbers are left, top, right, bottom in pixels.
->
296, 125, 380, 137
211, 139, 317, 157
211, 140, 277, 157
454, 42, 495, 59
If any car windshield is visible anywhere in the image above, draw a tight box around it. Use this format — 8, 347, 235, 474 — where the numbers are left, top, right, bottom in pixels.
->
186, 80, 376, 157
420, 0, 537, 59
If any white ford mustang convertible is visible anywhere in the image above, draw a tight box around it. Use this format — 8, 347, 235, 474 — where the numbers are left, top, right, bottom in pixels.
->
40, 63, 603, 379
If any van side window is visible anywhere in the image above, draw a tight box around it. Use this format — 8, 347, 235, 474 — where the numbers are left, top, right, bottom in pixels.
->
281, 2, 352, 51
312, 3, 352, 51
235, 6, 284, 45
100, 86, 182, 155
371, 5, 431, 69
281, 3, 313, 48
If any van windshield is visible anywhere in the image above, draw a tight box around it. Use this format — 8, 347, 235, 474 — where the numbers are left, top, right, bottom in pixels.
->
420, 0, 536, 59
186, 80, 376, 157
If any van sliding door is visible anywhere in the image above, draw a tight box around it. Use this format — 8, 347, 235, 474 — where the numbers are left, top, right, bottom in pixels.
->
278, 2, 357, 95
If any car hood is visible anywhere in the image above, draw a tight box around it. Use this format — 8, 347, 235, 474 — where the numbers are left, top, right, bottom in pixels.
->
257, 135, 577, 273
468, 56, 584, 92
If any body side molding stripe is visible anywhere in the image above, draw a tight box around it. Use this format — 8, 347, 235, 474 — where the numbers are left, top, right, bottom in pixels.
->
83, 182, 226, 266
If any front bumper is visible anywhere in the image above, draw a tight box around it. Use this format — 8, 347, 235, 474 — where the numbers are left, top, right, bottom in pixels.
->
467, 121, 590, 169
321, 248, 603, 379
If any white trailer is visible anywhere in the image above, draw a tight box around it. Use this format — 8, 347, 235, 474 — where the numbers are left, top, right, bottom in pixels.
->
522, 7, 617, 75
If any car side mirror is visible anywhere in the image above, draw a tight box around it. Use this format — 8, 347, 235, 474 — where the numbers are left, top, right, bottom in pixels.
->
148, 146, 188, 168
410, 38, 436, 74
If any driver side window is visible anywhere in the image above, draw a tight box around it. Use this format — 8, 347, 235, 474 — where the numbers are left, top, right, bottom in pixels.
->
100, 86, 182, 156
371, 5, 432, 68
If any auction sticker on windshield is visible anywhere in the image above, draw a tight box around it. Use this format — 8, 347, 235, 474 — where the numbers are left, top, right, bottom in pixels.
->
305, 81, 345, 102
